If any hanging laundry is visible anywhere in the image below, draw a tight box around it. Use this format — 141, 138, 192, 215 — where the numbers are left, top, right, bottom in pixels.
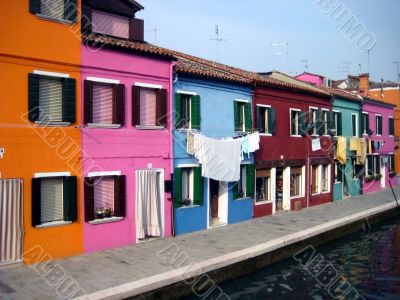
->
374, 141, 379, 151
187, 132, 195, 155
337, 137, 347, 165
248, 132, 260, 152
241, 136, 250, 160
349, 137, 358, 151
358, 138, 367, 165
367, 139, 372, 154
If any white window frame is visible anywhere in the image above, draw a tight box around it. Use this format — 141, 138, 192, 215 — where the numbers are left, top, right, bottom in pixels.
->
321, 108, 330, 136
181, 168, 195, 206
257, 104, 272, 136
180, 93, 193, 130
311, 165, 320, 195
321, 164, 331, 193
351, 113, 359, 137
86, 77, 120, 84
361, 112, 369, 136
255, 170, 273, 204
135, 82, 163, 89
375, 114, 382, 136
289, 166, 305, 199
290, 108, 302, 137
309, 106, 319, 136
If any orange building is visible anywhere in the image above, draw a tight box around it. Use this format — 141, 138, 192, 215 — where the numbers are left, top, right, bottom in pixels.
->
0, 0, 83, 264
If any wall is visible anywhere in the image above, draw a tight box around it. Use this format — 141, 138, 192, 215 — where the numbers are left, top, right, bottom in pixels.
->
81, 45, 173, 252
173, 76, 253, 235
296, 73, 324, 87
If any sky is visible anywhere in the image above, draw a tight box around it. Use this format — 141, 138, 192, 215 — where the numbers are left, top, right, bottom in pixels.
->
136, 0, 400, 83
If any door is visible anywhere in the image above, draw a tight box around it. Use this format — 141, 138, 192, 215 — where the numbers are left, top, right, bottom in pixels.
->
210, 179, 219, 219
275, 169, 283, 211
0, 179, 23, 265
381, 157, 386, 188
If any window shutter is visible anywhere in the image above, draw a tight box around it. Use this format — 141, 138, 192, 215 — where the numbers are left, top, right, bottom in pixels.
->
114, 175, 126, 217
175, 93, 182, 128
193, 167, 203, 206
366, 114, 370, 133
174, 168, 182, 208
299, 111, 307, 136
233, 181, 240, 200
367, 156, 373, 175
234, 101, 240, 132
337, 112, 343, 136
132, 86, 141, 126
113, 84, 125, 125
63, 176, 77, 222
29, 0, 41, 14
246, 164, 255, 198
244, 103, 252, 132
28, 73, 40, 122
65, 0, 77, 22
316, 109, 323, 136
84, 80, 92, 124
156, 89, 168, 127
269, 107, 276, 135
84, 177, 95, 222
376, 156, 380, 176
31, 178, 42, 226
191, 95, 201, 130
81, 4, 92, 33
255, 106, 262, 132
129, 18, 144, 42
63, 78, 76, 123
327, 111, 334, 131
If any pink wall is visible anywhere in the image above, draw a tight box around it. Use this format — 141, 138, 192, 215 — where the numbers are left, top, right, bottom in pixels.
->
81, 45, 173, 253
296, 73, 324, 87
362, 100, 395, 194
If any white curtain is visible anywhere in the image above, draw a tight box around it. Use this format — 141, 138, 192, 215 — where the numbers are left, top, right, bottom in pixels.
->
0, 179, 23, 263
136, 170, 161, 239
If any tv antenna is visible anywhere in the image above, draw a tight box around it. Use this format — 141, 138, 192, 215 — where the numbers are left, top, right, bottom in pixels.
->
393, 61, 400, 83
146, 28, 157, 45
210, 25, 226, 62
301, 59, 310, 71
271, 42, 289, 61
338, 61, 351, 74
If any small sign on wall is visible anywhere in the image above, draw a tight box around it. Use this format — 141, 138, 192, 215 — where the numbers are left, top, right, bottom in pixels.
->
311, 138, 321, 152
0, 148, 4, 158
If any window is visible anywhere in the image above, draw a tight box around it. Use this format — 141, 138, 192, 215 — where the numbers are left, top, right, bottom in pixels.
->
311, 165, 319, 194
29, 0, 77, 23
28, 73, 76, 124
174, 167, 203, 207
92, 10, 129, 39
133, 86, 168, 128
256, 106, 276, 135
361, 112, 369, 135
31, 175, 77, 226
321, 164, 330, 192
290, 167, 302, 197
321, 109, 329, 135
235, 164, 255, 199
376, 115, 383, 135
389, 117, 394, 136
234, 101, 252, 132
352, 114, 358, 137
334, 161, 343, 183
309, 108, 318, 135
290, 109, 305, 136
175, 94, 200, 130
332, 111, 342, 136
366, 155, 381, 178
84, 175, 126, 222
389, 154, 395, 175
256, 169, 271, 202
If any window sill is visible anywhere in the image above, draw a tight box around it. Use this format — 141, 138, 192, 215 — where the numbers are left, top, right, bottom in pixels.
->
321, 191, 330, 194
135, 125, 165, 130
87, 123, 121, 129
260, 133, 272, 137
290, 135, 302, 138
34, 121, 71, 127
334, 182, 342, 184
36, 14, 74, 25
35, 221, 72, 229
235, 196, 252, 201
290, 195, 303, 200
177, 205, 201, 210
89, 217, 124, 225
255, 200, 273, 205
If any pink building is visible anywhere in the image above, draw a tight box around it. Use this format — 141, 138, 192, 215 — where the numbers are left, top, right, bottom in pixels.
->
81, 0, 175, 253
296, 72, 325, 87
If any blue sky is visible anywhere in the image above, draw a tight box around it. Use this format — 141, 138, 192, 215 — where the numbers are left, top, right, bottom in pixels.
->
137, 0, 400, 82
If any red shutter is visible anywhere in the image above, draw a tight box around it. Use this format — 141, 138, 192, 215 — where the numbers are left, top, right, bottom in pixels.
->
156, 89, 168, 127
129, 18, 144, 42
84, 177, 95, 222
114, 175, 126, 217
113, 84, 125, 125
84, 80, 93, 124
132, 86, 141, 126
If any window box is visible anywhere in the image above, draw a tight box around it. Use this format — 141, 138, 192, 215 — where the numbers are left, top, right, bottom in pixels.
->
29, 0, 77, 23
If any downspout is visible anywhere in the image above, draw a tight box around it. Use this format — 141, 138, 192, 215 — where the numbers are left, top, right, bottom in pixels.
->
170, 61, 177, 236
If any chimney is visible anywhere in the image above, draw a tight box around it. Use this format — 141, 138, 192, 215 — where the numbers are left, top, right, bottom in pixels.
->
359, 73, 369, 95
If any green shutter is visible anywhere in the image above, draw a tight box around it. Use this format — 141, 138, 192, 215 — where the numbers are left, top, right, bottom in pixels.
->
244, 103, 252, 132
114, 175, 126, 217
175, 93, 182, 128
337, 112, 343, 136
246, 164, 255, 198
391, 155, 395, 172
32, 178, 42, 226
193, 167, 203, 205
389, 118, 394, 136
366, 114, 370, 134
63, 78, 76, 123
361, 114, 365, 134
174, 168, 182, 208
191, 95, 201, 130
256, 106, 262, 132
65, 0, 77, 22
376, 156, 381, 176
63, 176, 77, 222
299, 111, 307, 136
367, 156, 373, 176
233, 182, 240, 200
316, 109, 323, 136
28, 73, 40, 122
234, 101, 240, 132
269, 107, 276, 135
327, 111, 334, 132
29, 0, 41, 14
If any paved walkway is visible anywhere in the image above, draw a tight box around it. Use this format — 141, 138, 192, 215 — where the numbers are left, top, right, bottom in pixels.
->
0, 188, 399, 300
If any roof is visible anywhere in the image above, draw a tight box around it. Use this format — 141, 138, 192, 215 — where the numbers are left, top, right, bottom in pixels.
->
363, 96, 396, 107
126, 0, 144, 10
296, 71, 325, 79
321, 86, 362, 102
369, 81, 399, 89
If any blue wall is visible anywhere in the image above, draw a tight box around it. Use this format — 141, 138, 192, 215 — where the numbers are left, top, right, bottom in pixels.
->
173, 76, 253, 235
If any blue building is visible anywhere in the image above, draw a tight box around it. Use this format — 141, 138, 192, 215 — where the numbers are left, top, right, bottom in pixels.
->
172, 54, 254, 235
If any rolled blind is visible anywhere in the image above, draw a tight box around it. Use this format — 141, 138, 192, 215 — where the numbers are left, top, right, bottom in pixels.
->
40, 0, 65, 19
140, 88, 157, 126
41, 177, 64, 223
256, 169, 271, 178
92, 84, 113, 124
39, 78, 63, 122
92, 10, 129, 39
94, 177, 114, 211
291, 167, 302, 175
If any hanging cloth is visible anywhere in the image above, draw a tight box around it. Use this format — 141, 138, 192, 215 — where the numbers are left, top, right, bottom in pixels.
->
349, 137, 358, 151
358, 138, 367, 165
248, 132, 260, 152
241, 136, 250, 160
187, 132, 195, 155
337, 136, 347, 165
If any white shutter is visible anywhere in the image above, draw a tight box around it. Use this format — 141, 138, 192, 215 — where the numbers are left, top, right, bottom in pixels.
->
40, 0, 65, 19
92, 84, 113, 124
39, 78, 63, 122
92, 10, 130, 39
140, 89, 156, 126
94, 177, 114, 211
41, 178, 64, 223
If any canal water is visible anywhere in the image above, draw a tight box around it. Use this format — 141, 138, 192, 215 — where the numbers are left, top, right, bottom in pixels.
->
183, 218, 400, 300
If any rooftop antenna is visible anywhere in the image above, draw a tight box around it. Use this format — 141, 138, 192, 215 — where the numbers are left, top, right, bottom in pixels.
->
338, 61, 351, 74
210, 25, 226, 62
271, 42, 289, 62
301, 59, 310, 71
358, 63, 362, 74
146, 28, 157, 45
393, 61, 400, 83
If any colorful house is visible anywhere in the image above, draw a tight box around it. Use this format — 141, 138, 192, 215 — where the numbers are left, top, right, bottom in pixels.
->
80, 0, 175, 252
0, 0, 82, 264
171, 53, 254, 235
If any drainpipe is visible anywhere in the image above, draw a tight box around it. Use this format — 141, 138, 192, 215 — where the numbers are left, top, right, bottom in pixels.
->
170, 61, 176, 236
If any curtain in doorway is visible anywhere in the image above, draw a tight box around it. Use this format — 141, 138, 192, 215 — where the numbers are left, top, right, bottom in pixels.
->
0, 179, 23, 263
136, 170, 161, 239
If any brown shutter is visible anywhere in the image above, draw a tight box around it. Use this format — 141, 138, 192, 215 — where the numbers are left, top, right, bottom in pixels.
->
156, 89, 168, 127
114, 175, 126, 217
129, 18, 144, 42
84, 177, 95, 222
113, 84, 125, 125
132, 86, 141, 126
84, 80, 93, 124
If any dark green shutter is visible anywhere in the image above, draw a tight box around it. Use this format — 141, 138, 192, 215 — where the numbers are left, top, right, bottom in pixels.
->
174, 168, 182, 208
29, 0, 41, 14
175, 93, 182, 129
268, 107, 276, 135
391, 155, 395, 172
316, 109, 323, 136
191, 95, 201, 130
337, 112, 343, 136
62, 78, 76, 123
65, 0, 77, 22
299, 112, 307, 136
84, 177, 94, 222
361, 114, 365, 134
84, 80, 92, 124
114, 175, 126, 217
375, 156, 380, 176
256, 106, 262, 132
327, 111, 334, 132
63, 176, 77, 222
389, 118, 394, 136
193, 167, 203, 206
81, 4, 92, 33
246, 164, 255, 198
366, 114, 370, 133
32, 178, 42, 226
28, 73, 40, 122
367, 156, 373, 176
234, 101, 240, 132
233, 182, 240, 200
244, 103, 252, 132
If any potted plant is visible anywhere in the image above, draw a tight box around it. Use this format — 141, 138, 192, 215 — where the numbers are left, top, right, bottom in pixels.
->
104, 208, 113, 218
95, 207, 105, 219
182, 198, 192, 206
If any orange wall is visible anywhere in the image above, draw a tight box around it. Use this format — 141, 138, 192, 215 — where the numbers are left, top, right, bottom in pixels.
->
0, 1, 82, 262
